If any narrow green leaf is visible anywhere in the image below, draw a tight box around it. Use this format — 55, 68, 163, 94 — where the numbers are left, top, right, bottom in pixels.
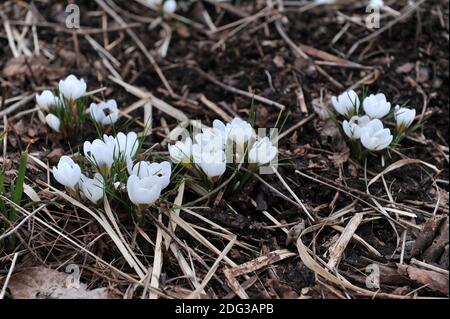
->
0, 170, 6, 216
10, 152, 28, 221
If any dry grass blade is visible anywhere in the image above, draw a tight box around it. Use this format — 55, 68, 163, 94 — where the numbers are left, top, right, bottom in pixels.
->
169, 242, 205, 293
296, 223, 378, 296
103, 197, 148, 276
327, 213, 364, 269
274, 169, 315, 221
95, 0, 173, 95
187, 236, 237, 299
0, 196, 169, 296
199, 95, 232, 122
48, 185, 146, 279
166, 212, 239, 268
0, 253, 18, 299
149, 214, 164, 299
224, 249, 295, 299
227, 249, 295, 278
298, 43, 370, 69
330, 225, 382, 257
367, 159, 441, 189
191, 66, 286, 111
0, 94, 34, 118
109, 76, 188, 122
164, 181, 185, 250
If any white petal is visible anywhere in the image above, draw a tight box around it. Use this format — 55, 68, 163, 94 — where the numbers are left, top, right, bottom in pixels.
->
45, 114, 61, 132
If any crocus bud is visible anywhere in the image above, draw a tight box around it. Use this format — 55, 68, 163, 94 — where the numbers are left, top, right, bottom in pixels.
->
369, 0, 384, 8
360, 119, 393, 151
45, 113, 61, 132
127, 175, 162, 206
52, 156, 82, 193
36, 90, 60, 111
363, 93, 391, 119
394, 105, 416, 133
79, 173, 104, 204
342, 115, 371, 140
331, 90, 360, 118
90, 99, 119, 126
163, 0, 177, 13
58, 74, 87, 100
168, 137, 193, 167
248, 137, 277, 165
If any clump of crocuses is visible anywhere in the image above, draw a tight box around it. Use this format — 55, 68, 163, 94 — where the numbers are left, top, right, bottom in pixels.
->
168, 117, 278, 194
52, 131, 171, 221
331, 89, 417, 160
35, 74, 120, 137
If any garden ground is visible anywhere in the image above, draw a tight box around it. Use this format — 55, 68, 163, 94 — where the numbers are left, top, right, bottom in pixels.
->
0, 0, 448, 299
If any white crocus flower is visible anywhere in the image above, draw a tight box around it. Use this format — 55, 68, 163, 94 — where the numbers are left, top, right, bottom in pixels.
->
195, 119, 229, 149
45, 114, 61, 132
168, 137, 193, 167
248, 137, 278, 165
163, 0, 177, 13
226, 117, 254, 146
342, 115, 371, 140
83, 138, 115, 176
212, 119, 227, 137
194, 129, 226, 151
58, 74, 87, 100
193, 144, 226, 181
36, 90, 60, 111
360, 119, 393, 151
129, 161, 172, 190
79, 173, 104, 204
331, 90, 360, 118
369, 0, 384, 8
113, 132, 139, 160
90, 100, 119, 126
394, 105, 416, 132
52, 156, 82, 193
363, 93, 391, 119
127, 175, 162, 207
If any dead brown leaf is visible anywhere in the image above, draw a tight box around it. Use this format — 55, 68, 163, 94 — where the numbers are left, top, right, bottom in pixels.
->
299, 43, 367, 69
422, 217, 449, 263
286, 221, 305, 247
47, 148, 65, 165
2, 55, 66, 84
397, 264, 449, 295
311, 97, 330, 121
331, 151, 350, 168
412, 215, 446, 258
273, 55, 285, 68
396, 63, 415, 74
7, 266, 117, 299
267, 278, 299, 299
3, 56, 46, 81
319, 121, 348, 153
